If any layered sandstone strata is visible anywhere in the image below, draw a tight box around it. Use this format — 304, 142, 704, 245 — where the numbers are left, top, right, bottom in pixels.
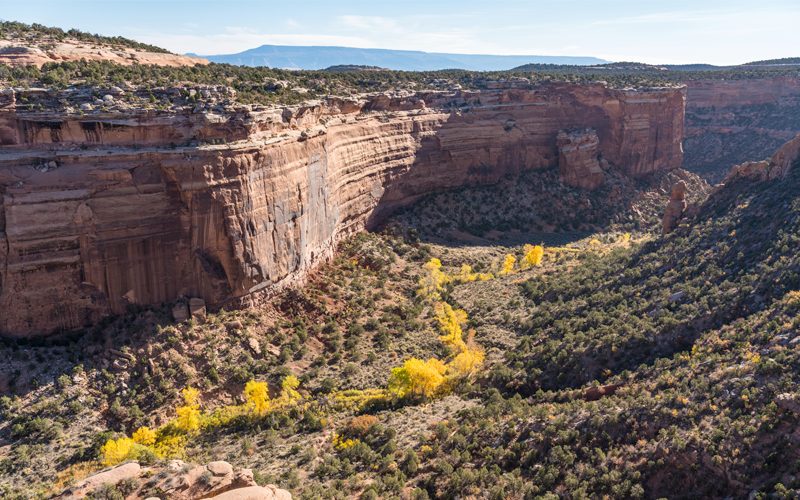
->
0, 82, 685, 337
681, 76, 800, 182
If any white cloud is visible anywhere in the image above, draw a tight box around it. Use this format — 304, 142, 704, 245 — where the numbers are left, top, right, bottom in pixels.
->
285, 18, 304, 29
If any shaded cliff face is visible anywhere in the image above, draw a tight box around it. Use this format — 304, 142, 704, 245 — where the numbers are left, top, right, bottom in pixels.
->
0, 83, 685, 337
682, 77, 800, 182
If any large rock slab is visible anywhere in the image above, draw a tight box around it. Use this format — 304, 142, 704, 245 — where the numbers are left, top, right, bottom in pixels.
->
210, 485, 292, 500
55, 462, 141, 500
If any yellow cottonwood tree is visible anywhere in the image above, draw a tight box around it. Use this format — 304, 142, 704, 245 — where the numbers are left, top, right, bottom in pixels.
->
132, 426, 157, 446
435, 302, 468, 352
522, 244, 544, 268
389, 358, 447, 399
100, 437, 135, 467
501, 254, 516, 275
458, 264, 492, 282
280, 375, 301, 403
175, 386, 201, 433
418, 258, 448, 298
446, 328, 485, 388
245, 380, 271, 414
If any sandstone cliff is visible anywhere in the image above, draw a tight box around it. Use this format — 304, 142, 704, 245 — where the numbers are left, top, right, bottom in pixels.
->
681, 76, 800, 182
0, 39, 208, 68
0, 82, 685, 337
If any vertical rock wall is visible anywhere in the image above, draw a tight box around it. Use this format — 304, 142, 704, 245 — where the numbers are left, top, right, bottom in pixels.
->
0, 83, 686, 337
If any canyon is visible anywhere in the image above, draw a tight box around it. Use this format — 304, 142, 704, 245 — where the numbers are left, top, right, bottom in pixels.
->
0, 82, 685, 337
682, 75, 800, 182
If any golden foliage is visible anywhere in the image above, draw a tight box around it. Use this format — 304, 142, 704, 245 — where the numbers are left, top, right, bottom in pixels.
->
389, 357, 448, 399
522, 244, 544, 268
281, 375, 301, 402
132, 426, 157, 446
100, 437, 135, 467
175, 386, 201, 433
434, 302, 468, 352
245, 380, 271, 414
458, 264, 493, 282
501, 254, 516, 275
153, 434, 187, 459
418, 258, 448, 298
50, 462, 101, 494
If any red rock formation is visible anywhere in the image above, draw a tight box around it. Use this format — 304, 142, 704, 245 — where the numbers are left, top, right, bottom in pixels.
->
557, 129, 605, 189
684, 77, 800, 109
584, 383, 623, 401
0, 40, 208, 68
662, 180, 687, 234
681, 76, 800, 182
0, 83, 685, 337
52, 460, 291, 500
716, 132, 800, 186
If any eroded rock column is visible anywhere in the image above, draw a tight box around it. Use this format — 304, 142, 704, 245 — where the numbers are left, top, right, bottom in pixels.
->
557, 129, 605, 189
662, 180, 687, 234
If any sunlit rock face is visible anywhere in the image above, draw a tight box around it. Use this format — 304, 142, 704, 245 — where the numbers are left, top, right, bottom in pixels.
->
0, 83, 685, 337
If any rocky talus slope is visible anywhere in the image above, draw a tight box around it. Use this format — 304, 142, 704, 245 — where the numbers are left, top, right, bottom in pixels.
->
0, 82, 685, 337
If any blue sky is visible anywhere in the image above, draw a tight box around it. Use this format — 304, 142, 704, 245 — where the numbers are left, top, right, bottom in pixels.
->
2, 0, 799, 65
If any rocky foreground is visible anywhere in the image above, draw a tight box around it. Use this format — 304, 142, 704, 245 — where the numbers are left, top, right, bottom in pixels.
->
54, 460, 290, 500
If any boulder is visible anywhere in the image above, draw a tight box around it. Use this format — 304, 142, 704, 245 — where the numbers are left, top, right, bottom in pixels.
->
210, 485, 292, 500
172, 303, 190, 323
189, 298, 207, 322
584, 383, 623, 402
233, 467, 258, 487
55, 462, 141, 500
775, 393, 800, 414
248, 337, 262, 355
225, 320, 243, 331
144, 460, 235, 500
208, 461, 234, 476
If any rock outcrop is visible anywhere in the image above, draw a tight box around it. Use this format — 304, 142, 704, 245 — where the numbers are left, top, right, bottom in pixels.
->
0, 40, 208, 68
584, 383, 623, 401
53, 460, 291, 500
717, 132, 800, 186
0, 82, 686, 337
557, 129, 605, 189
662, 180, 687, 234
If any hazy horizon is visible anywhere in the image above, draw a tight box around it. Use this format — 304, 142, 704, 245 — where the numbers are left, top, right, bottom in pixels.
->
2, 0, 800, 66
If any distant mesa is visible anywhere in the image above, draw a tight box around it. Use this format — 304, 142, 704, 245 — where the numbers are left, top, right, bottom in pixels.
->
323, 65, 390, 72
185, 45, 610, 71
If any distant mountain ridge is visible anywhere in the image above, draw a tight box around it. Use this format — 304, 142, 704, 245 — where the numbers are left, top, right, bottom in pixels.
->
185, 45, 610, 71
